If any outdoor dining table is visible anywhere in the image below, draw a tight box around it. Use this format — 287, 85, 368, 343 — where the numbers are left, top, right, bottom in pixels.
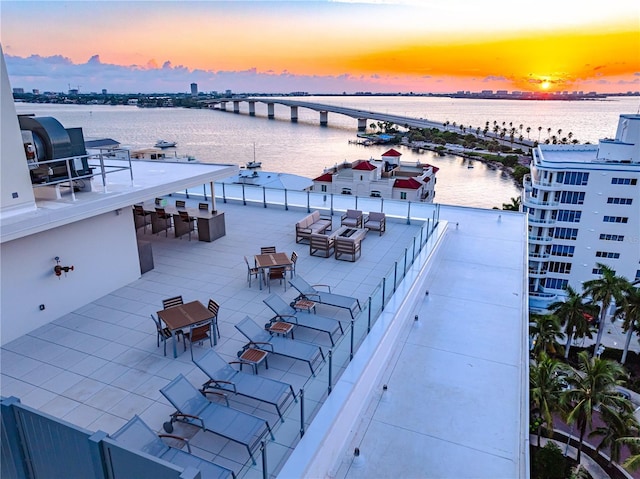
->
254, 252, 293, 291
157, 300, 215, 358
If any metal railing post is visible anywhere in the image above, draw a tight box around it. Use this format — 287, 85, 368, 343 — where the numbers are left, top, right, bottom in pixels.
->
407, 201, 411, 224
261, 441, 268, 479
98, 154, 107, 192
203, 184, 207, 201
367, 297, 372, 333
328, 349, 333, 394
263, 187, 267, 208
393, 262, 398, 293
306, 191, 310, 213
299, 389, 305, 438
222, 182, 227, 203
381, 277, 386, 311
380, 197, 384, 213
285, 189, 288, 210
412, 237, 416, 264
330, 194, 334, 216
65, 159, 77, 201
242, 184, 246, 205
404, 248, 408, 274
350, 320, 355, 360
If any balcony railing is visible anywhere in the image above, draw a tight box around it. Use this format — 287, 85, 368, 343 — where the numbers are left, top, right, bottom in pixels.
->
528, 251, 550, 259
528, 216, 555, 226
30, 149, 134, 201
528, 235, 553, 243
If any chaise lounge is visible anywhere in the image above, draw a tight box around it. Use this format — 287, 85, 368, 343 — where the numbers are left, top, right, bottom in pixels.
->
235, 316, 325, 375
193, 349, 296, 422
160, 373, 274, 465
109, 415, 236, 479
263, 293, 344, 346
289, 275, 362, 319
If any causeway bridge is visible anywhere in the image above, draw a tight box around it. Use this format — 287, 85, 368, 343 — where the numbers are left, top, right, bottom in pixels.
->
202, 97, 536, 150
202, 97, 447, 132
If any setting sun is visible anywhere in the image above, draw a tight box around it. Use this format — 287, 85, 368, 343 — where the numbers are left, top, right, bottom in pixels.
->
540, 80, 551, 90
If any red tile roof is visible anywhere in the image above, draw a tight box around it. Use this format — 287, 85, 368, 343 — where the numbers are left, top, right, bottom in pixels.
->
423, 164, 440, 173
313, 172, 333, 182
382, 148, 402, 157
353, 160, 377, 171
394, 178, 422, 189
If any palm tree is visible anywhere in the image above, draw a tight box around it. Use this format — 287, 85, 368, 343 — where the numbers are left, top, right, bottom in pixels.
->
530, 353, 568, 446
530, 314, 565, 358
538, 126, 542, 141
615, 285, 640, 364
589, 403, 638, 467
563, 351, 629, 462
547, 127, 552, 139
502, 196, 521, 211
620, 437, 640, 471
526, 126, 531, 139
568, 132, 574, 143
583, 263, 631, 358
549, 286, 597, 359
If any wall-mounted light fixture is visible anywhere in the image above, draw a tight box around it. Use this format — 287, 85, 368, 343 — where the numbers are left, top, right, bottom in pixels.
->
54, 256, 74, 278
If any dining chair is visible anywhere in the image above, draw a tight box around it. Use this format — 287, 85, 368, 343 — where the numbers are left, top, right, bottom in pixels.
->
155, 207, 173, 237
244, 256, 260, 287
285, 251, 298, 278
260, 246, 277, 254
184, 321, 213, 359
150, 313, 181, 356
133, 204, 151, 233
175, 199, 186, 208
177, 211, 196, 241
162, 296, 184, 309
207, 299, 221, 342
267, 267, 286, 293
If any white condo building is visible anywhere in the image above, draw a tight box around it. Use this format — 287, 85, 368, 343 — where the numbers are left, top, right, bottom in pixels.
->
524, 114, 640, 312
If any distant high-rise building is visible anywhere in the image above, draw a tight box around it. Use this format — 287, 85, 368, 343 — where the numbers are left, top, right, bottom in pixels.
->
102, 89, 107, 95
32, 89, 39, 95
190, 83, 198, 97
12, 88, 24, 94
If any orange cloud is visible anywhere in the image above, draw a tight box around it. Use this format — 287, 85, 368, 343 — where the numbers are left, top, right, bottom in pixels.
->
340, 28, 640, 92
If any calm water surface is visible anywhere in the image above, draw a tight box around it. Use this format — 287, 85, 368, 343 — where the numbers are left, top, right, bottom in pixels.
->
15, 96, 638, 209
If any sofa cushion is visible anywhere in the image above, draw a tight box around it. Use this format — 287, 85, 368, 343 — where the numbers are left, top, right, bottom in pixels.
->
310, 211, 320, 222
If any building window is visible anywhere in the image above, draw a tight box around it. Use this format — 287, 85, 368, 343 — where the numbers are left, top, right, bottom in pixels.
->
321, 184, 327, 192
545, 278, 569, 290
607, 197, 633, 205
400, 192, 407, 200
555, 210, 582, 222
635, 270, 640, 282
592, 268, 616, 276
557, 171, 589, 185
341, 188, 352, 195
612, 178, 638, 185
599, 234, 624, 241
370, 191, 381, 198
603, 216, 629, 223
553, 227, 578, 240
559, 191, 585, 204
551, 245, 575, 257
548, 262, 572, 274
595, 251, 621, 259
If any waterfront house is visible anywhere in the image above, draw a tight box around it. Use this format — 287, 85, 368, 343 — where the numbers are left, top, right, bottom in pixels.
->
312, 148, 438, 202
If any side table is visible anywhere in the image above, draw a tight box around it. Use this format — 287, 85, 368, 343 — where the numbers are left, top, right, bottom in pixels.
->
238, 347, 269, 374
292, 299, 316, 314
268, 321, 295, 339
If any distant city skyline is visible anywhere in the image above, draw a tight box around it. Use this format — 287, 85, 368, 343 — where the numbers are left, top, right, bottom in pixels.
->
2, 0, 639, 95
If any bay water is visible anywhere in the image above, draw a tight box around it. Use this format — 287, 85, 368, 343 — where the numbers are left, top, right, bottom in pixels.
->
15, 96, 638, 209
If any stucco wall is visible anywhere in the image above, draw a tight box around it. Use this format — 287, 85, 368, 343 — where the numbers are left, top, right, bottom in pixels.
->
0, 211, 141, 345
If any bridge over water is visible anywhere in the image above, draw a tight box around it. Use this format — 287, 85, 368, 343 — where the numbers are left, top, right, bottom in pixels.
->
201, 97, 535, 150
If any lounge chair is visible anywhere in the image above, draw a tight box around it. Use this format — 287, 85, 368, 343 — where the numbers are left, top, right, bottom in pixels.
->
160, 373, 274, 465
193, 349, 296, 422
110, 415, 235, 479
263, 293, 343, 346
234, 316, 325, 376
289, 276, 362, 319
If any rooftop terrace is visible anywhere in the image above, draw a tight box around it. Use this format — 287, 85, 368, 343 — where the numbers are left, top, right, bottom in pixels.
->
1, 191, 529, 478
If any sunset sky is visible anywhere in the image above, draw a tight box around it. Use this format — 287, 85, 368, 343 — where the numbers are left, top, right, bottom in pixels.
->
2, 0, 639, 94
